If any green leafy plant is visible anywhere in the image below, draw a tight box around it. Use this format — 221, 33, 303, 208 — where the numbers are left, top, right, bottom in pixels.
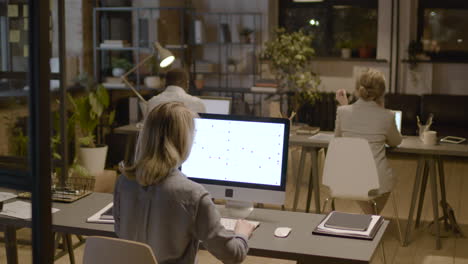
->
51, 101, 91, 178
68, 76, 115, 148
335, 33, 353, 49
261, 28, 321, 111
407, 40, 424, 69
227, 58, 237, 65
11, 127, 28, 157
3, 116, 28, 157
111, 57, 132, 71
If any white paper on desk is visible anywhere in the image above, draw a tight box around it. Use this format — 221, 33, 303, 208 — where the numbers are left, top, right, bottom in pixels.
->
309, 133, 334, 142
0, 192, 17, 202
0, 201, 59, 219
86, 202, 114, 224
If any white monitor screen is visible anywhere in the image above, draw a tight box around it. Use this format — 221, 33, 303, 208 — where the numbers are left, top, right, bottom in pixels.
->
200, 98, 231, 115
392, 110, 402, 133
182, 114, 289, 190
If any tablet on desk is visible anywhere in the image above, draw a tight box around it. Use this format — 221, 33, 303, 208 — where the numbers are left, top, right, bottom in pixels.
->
440, 136, 466, 144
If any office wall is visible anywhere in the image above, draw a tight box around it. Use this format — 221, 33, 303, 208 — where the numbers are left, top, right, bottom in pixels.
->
63, 0, 466, 95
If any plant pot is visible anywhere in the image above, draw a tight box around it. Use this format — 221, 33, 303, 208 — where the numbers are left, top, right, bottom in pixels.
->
227, 64, 237, 73
144, 76, 161, 89
78, 145, 108, 176
358, 47, 373, 58
112, 68, 125, 77
194, 79, 205, 90
341, 48, 351, 59
241, 35, 251, 44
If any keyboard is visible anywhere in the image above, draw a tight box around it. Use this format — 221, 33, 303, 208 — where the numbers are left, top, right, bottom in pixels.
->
220, 218, 260, 231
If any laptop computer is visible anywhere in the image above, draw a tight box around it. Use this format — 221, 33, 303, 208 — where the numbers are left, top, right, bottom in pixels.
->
391, 110, 402, 133
198, 96, 232, 115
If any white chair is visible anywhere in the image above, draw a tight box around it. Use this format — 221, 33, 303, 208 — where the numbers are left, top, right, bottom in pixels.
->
322, 137, 403, 264
83, 236, 158, 264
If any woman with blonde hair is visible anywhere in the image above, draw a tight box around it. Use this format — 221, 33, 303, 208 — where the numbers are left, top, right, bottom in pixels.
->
334, 68, 402, 214
114, 102, 254, 264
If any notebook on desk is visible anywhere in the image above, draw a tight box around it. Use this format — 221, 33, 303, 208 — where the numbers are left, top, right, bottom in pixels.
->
87, 202, 114, 224
313, 211, 383, 240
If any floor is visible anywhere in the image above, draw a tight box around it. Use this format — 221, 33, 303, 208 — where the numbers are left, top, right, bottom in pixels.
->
1, 147, 467, 263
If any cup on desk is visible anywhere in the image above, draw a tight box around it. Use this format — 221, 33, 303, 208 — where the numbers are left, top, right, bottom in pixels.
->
422, 130, 438, 145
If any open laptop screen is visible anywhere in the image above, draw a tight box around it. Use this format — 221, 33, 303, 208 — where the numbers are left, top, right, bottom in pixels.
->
391, 110, 402, 133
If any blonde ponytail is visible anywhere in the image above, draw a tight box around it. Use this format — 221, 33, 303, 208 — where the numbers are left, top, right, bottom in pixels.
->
355, 68, 386, 102
123, 102, 196, 186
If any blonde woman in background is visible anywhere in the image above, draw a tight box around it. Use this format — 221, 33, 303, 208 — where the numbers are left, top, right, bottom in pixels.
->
114, 102, 255, 264
334, 68, 402, 214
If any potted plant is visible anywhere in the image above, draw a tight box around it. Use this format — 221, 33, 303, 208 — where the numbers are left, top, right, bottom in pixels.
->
335, 34, 353, 59
194, 74, 204, 90
240, 27, 254, 43
227, 58, 237, 73
144, 56, 162, 89
111, 57, 132, 77
261, 28, 321, 120
68, 76, 115, 176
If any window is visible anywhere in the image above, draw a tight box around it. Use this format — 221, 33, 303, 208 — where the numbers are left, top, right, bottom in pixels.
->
279, 0, 378, 58
418, 0, 468, 60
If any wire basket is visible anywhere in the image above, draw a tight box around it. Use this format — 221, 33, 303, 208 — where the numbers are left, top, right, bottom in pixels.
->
51, 175, 95, 202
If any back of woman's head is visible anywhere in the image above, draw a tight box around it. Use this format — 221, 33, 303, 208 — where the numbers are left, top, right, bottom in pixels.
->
355, 68, 386, 102
124, 102, 196, 186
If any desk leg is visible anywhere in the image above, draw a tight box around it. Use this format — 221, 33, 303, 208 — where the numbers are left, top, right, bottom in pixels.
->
415, 161, 429, 228
429, 158, 441, 249
403, 157, 424, 247
293, 148, 307, 211
437, 157, 449, 230
64, 233, 75, 264
305, 148, 320, 214
4, 226, 18, 264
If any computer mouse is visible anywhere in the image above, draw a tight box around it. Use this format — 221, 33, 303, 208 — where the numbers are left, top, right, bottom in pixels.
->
274, 227, 292, 238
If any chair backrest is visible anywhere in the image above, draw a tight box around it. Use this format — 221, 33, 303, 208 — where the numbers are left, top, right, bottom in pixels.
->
83, 236, 158, 264
322, 137, 380, 200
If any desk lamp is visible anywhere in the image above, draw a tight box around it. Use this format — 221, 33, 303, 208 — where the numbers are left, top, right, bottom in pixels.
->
121, 41, 175, 103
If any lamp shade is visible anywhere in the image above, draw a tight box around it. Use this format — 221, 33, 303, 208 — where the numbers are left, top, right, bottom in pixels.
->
153, 42, 175, 68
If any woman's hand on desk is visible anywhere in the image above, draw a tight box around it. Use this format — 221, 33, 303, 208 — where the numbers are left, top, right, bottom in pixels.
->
234, 219, 256, 238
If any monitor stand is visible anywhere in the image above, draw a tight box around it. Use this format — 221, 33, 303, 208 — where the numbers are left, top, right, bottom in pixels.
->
223, 200, 254, 219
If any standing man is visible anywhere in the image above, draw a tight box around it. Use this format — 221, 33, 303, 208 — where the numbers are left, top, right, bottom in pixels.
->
146, 68, 206, 115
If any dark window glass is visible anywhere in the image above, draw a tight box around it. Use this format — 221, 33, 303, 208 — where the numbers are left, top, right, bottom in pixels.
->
421, 9, 468, 58
418, 0, 468, 60
279, 1, 378, 58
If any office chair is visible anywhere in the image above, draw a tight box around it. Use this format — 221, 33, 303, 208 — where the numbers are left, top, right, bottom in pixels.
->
322, 137, 403, 264
83, 236, 158, 264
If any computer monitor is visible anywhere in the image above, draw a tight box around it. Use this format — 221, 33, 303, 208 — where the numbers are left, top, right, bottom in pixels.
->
391, 110, 402, 133
198, 96, 232, 115
181, 113, 289, 218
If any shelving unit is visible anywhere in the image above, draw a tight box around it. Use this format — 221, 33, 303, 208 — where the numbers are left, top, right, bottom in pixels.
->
92, 6, 188, 89
189, 12, 262, 93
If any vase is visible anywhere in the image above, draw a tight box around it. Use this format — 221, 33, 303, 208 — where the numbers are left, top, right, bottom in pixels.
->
194, 79, 205, 90
78, 145, 108, 176
341, 48, 351, 59
112, 68, 125, 77
144, 76, 161, 89
227, 64, 236, 73
358, 47, 373, 58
